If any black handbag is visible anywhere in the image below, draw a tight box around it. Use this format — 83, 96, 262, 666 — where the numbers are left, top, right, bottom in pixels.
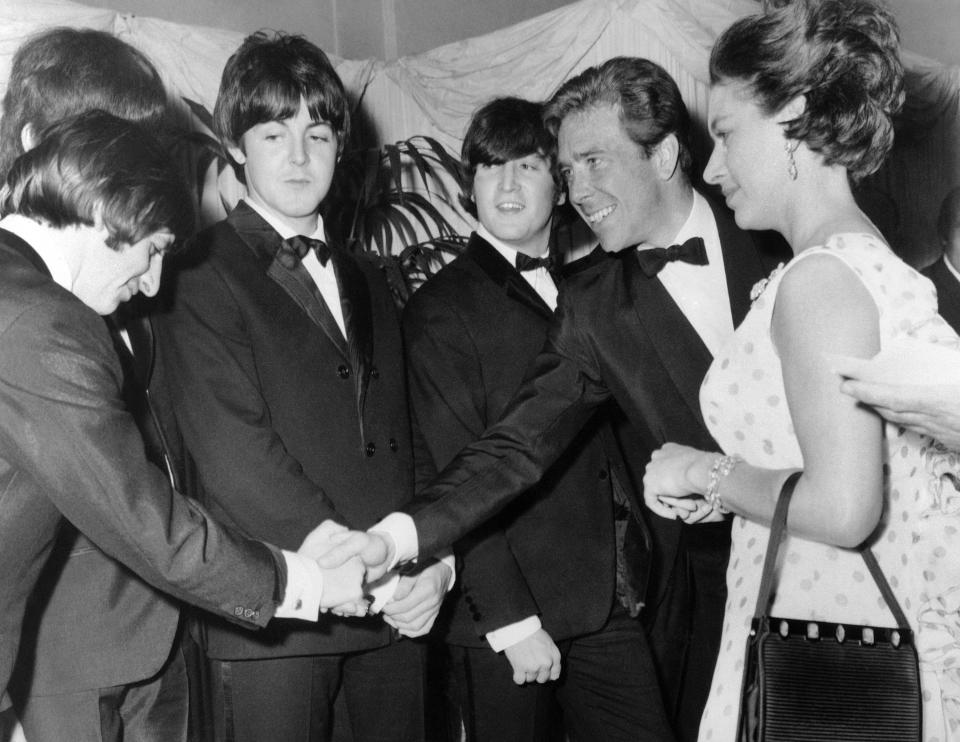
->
737, 472, 922, 741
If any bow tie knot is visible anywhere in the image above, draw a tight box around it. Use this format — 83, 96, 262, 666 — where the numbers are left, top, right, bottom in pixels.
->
515, 252, 554, 273
636, 237, 708, 278
277, 235, 332, 269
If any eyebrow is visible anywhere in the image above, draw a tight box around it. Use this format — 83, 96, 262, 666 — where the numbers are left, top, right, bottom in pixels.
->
707, 115, 729, 135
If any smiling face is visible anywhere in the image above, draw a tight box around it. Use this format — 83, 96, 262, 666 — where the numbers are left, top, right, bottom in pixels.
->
704, 81, 792, 233
229, 98, 338, 234
472, 152, 558, 256
558, 104, 676, 253
73, 229, 175, 315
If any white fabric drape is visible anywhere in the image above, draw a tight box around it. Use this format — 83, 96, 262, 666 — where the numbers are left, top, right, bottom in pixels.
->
0, 0, 956, 264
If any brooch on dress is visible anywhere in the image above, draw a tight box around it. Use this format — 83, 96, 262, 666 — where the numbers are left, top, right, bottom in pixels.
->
750, 263, 786, 302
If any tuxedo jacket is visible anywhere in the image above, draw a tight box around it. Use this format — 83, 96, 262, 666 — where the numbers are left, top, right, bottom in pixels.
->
923, 258, 960, 334
404, 233, 631, 646
407, 198, 784, 598
0, 229, 282, 702
155, 202, 414, 659
11, 300, 188, 701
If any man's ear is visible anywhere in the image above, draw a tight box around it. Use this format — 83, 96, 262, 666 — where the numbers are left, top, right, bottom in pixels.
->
653, 134, 681, 180
226, 142, 247, 166
555, 187, 567, 206
20, 123, 37, 153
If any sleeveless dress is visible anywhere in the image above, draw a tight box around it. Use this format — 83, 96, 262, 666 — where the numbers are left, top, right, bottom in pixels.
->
696, 234, 960, 742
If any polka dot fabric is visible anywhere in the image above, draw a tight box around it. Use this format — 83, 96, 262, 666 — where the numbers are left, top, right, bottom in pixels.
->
697, 234, 960, 742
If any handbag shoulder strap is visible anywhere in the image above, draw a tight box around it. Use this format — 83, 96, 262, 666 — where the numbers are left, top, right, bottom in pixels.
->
753, 471, 800, 617
752, 471, 911, 630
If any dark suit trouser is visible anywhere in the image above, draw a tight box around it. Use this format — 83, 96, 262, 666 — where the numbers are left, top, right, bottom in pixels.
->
644, 523, 729, 742
208, 639, 426, 742
450, 605, 675, 742
15, 641, 188, 742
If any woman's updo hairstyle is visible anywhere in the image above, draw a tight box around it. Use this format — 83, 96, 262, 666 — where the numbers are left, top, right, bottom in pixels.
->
709, 0, 904, 180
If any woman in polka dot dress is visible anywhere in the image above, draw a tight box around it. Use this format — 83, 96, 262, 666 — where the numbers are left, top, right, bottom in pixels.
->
641, 2, 960, 741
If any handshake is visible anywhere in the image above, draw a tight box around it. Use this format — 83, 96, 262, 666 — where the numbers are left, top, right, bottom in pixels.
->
296, 521, 448, 637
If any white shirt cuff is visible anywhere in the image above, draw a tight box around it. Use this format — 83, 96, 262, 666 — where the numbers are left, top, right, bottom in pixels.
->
371, 512, 418, 569
436, 549, 456, 591
485, 615, 541, 653
275, 550, 323, 621
365, 570, 401, 614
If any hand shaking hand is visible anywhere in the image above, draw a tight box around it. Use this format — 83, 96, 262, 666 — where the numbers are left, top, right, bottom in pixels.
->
298, 520, 370, 616
316, 529, 395, 582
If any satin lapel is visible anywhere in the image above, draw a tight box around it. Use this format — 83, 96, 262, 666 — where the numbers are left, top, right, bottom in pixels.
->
265, 259, 349, 359
709, 196, 767, 328
122, 310, 155, 390
331, 248, 373, 416
228, 204, 350, 360
468, 235, 553, 320
622, 249, 711, 429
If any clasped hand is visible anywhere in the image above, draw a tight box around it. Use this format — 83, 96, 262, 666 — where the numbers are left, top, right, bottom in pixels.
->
300, 521, 431, 619
642, 442, 724, 524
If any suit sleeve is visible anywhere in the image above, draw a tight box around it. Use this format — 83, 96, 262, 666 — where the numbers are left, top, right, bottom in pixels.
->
409, 286, 613, 557
0, 297, 281, 627
403, 293, 540, 636
155, 256, 351, 547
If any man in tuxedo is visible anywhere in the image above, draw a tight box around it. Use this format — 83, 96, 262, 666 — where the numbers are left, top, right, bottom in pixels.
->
404, 97, 672, 741
923, 187, 960, 332
0, 30, 351, 742
323, 56, 788, 742
154, 32, 451, 742
0, 112, 358, 738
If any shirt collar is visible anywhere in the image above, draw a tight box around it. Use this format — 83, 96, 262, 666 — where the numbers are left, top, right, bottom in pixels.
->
0, 214, 74, 290
243, 198, 326, 242
477, 224, 549, 268
670, 189, 711, 247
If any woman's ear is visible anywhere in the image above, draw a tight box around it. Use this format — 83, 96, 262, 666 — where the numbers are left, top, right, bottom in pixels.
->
777, 94, 807, 125
20, 123, 37, 153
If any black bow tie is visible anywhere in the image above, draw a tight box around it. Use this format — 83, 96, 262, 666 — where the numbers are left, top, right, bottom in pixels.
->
635, 237, 708, 278
277, 235, 332, 269
515, 252, 554, 272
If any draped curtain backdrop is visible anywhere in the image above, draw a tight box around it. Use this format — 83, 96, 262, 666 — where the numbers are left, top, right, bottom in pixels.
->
2, 0, 957, 265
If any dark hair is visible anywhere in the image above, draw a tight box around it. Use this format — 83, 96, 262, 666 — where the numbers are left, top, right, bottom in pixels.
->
938, 187, 960, 247
543, 56, 694, 178
709, 0, 903, 181
1, 111, 195, 249
213, 31, 349, 156
458, 97, 558, 217
0, 28, 168, 179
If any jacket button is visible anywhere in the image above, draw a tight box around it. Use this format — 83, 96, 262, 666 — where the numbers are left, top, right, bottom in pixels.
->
389, 438, 399, 452
337, 365, 350, 379
370, 366, 380, 380
365, 442, 376, 457
599, 469, 609, 480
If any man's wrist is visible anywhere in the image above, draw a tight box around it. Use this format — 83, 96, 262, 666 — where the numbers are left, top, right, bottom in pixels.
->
275, 550, 323, 621
485, 615, 541, 652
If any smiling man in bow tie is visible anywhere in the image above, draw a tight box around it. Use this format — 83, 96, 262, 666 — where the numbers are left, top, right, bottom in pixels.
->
403, 96, 669, 741
323, 56, 788, 742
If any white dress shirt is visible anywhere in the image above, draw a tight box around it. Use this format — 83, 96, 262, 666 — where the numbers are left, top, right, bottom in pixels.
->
244, 198, 346, 337
478, 224, 558, 311
654, 189, 733, 357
